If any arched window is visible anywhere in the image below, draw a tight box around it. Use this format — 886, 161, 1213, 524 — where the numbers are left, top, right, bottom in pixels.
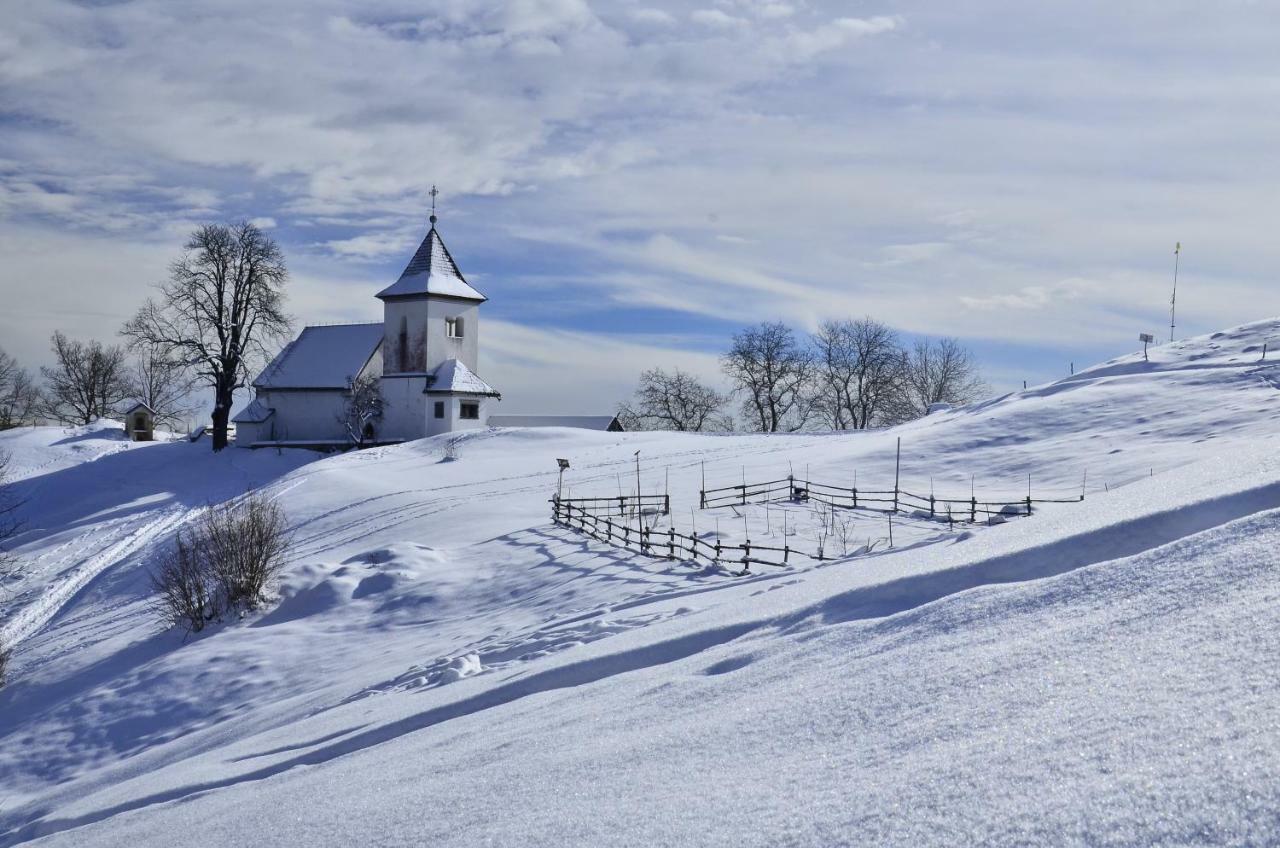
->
446, 316, 464, 339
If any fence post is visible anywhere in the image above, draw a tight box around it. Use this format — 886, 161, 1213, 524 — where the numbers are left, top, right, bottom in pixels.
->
893, 436, 901, 513
606, 518, 613, 542
784, 543, 790, 564
668, 527, 675, 560
1026, 495, 1032, 517
742, 539, 751, 572
852, 487, 858, 509
741, 484, 747, 507
929, 494, 935, 518
618, 495, 625, 516
700, 489, 706, 509
715, 539, 722, 563
664, 494, 670, 516
970, 496, 977, 522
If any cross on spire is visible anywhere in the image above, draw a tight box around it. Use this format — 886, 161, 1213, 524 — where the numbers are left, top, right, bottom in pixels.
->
429, 185, 439, 226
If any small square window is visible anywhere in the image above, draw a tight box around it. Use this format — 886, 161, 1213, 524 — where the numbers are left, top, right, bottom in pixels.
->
434, 401, 445, 419
460, 401, 480, 420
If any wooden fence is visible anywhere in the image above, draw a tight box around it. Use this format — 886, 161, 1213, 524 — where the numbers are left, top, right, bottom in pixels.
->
700, 475, 1083, 520
551, 495, 817, 573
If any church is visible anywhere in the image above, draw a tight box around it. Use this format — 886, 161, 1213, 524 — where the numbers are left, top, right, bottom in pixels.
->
233, 208, 501, 447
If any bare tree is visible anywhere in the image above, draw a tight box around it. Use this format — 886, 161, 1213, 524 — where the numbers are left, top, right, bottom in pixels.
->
722, 322, 813, 432
0, 348, 41, 429
617, 368, 729, 432
129, 346, 197, 429
811, 318, 904, 430
895, 337, 987, 420
39, 332, 131, 426
123, 221, 290, 451
0, 450, 22, 579
340, 372, 385, 447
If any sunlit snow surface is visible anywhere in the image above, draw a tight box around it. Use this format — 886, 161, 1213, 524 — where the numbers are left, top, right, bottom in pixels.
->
1, 320, 1279, 846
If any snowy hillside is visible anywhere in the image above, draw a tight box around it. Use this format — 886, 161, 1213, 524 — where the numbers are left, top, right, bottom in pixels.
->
2, 320, 1279, 846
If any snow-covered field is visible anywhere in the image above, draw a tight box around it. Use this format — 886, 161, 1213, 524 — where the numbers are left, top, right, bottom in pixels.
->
2, 320, 1279, 846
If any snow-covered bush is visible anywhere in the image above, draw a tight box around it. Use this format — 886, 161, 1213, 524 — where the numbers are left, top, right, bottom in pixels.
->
203, 494, 290, 610
0, 639, 9, 689
151, 494, 290, 634
151, 532, 218, 634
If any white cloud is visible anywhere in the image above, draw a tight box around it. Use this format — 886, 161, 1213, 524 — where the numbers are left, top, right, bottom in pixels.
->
691, 9, 748, 29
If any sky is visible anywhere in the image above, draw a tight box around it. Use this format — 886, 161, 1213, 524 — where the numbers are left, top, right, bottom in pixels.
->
3, 0, 1280, 417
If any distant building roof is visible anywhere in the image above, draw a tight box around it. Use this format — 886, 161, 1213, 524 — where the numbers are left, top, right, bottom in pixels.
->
376, 224, 486, 302
425, 359, 500, 397
231, 397, 274, 424
253, 323, 383, 390
488, 414, 624, 432
124, 401, 155, 415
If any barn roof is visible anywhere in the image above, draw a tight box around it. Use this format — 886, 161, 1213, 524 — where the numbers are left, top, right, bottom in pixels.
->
376, 224, 486, 302
253, 323, 383, 390
487, 415, 623, 431
424, 359, 500, 397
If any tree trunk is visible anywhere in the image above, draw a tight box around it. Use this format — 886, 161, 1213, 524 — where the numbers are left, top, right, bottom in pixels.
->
211, 380, 234, 451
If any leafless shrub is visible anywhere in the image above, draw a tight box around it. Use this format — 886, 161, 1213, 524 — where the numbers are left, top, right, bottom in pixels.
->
831, 514, 855, 557
150, 532, 219, 634
201, 494, 290, 611
442, 438, 460, 462
150, 493, 290, 634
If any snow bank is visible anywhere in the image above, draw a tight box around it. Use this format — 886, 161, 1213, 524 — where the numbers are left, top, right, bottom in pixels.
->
3, 319, 1280, 845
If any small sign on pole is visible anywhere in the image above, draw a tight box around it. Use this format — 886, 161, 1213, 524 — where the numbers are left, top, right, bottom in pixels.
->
556, 458, 570, 500
1139, 332, 1154, 361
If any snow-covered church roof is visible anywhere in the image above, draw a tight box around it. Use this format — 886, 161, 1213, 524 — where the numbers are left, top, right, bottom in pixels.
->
253, 323, 384, 390
376, 223, 486, 302
425, 358, 500, 397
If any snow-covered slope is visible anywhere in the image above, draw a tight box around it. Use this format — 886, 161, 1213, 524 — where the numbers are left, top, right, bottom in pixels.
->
2, 320, 1279, 846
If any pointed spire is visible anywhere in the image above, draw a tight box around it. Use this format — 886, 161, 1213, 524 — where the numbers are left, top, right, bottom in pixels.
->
376, 197, 487, 301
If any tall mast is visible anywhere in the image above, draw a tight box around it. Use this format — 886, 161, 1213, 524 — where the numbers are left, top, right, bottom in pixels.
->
1169, 241, 1181, 343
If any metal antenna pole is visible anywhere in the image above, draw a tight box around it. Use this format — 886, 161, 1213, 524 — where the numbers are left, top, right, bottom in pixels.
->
1170, 241, 1181, 342
634, 451, 643, 530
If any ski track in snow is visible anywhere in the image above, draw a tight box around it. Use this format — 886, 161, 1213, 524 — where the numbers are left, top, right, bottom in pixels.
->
1, 508, 191, 647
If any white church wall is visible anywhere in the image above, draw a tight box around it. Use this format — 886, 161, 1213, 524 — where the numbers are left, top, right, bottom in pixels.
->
427, 395, 493, 437
381, 299, 428, 374
381, 376, 429, 441
424, 299, 480, 373
257, 390, 351, 442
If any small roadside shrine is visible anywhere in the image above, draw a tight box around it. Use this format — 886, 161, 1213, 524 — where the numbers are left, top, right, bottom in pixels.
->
123, 402, 155, 442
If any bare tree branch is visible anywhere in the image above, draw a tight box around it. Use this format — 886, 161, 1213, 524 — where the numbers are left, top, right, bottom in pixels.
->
0, 349, 41, 429
39, 332, 130, 426
721, 322, 813, 432
123, 221, 291, 450
811, 318, 904, 430
618, 368, 729, 432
